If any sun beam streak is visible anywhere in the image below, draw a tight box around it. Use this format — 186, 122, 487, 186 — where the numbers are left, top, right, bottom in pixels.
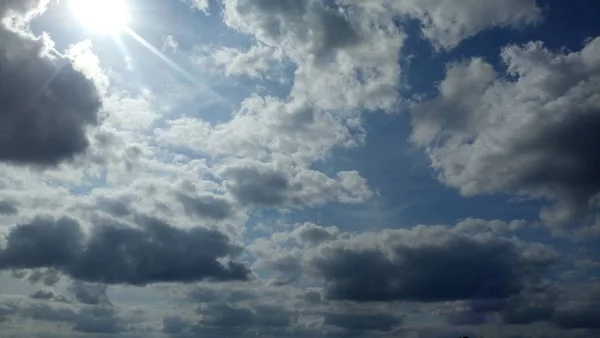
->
122, 27, 228, 107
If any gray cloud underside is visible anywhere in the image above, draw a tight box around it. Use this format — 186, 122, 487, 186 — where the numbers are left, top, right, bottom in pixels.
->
0, 216, 250, 285
0, 3, 101, 165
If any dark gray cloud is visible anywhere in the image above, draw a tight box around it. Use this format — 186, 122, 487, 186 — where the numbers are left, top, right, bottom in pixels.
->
411, 38, 600, 228
551, 305, 600, 329
163, 315, 190, 334
299, 290, 322, 304
307, 226, 556, 302
29, 289, 55, 300
223, 165, 297, 206
324, 312, 403, 332
27, 269, 60, 286
2, 299, 130, 335
0, 216, 250, 285
73, 307, 124, 334
95, 196, 132, 217
196, 303, 296, 329
68, 281, 111, 306
188, 286, 258, 304
500, 293, 556, 325
223, 0, 360, 64
0, 15, 101, 165
291, 222, 336, 246
220, 161, 370, 208
446, 311, 487, 326
197, 303, 257, 328
21, 303, 77, 322
177, 193, 234, 220
0, 200, 17, 215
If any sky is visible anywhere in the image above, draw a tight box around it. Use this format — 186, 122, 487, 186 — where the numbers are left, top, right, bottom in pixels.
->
0, 0, 600, 337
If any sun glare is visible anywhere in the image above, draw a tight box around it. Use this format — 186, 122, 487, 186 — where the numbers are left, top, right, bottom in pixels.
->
69, 0, 129, 34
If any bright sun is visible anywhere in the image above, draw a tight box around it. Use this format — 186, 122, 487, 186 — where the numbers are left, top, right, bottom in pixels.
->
68, 0, 129, 34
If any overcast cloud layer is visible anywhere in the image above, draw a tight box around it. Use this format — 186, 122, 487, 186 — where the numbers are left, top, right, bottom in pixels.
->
1, 0, 599, 337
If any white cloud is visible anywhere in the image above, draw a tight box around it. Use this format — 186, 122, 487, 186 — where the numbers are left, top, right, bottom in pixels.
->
163, 35, 179, 54
221, 0, 405, 113
411, 37, 600, 228
342, 0, 541, 49
212, 44, 285, 80
156, 95, 362, 165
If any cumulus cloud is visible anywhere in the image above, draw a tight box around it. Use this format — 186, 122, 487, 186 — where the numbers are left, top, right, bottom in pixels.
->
0, 4, 102, 165
246, 221, 556, 305
157, 95, 361, 164
222, 0, 404, 113
217, 160, 372, 208
0, 216, 250, 285
177, 193, 235, 221
344, 0, 541, 49
68, 281, 111, 306
411, 37, 600, 228
302, 222, 557, 303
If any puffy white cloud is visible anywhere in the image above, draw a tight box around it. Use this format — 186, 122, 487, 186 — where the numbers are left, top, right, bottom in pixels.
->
156, 95, 361, 164
221, 0, 405, 113
343, 0, 541, 49
411, 37, 600, 228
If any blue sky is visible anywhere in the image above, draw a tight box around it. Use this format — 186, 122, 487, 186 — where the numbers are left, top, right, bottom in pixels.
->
1, 0, 600, 337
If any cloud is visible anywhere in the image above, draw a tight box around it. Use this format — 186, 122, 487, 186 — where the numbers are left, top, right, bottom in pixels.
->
0, 201, 17, 215
552, 305, 600, 329
220, 160, 372, 208
68, 281, 111, 306
212, 44, 285, 80
411, 37, 600, 228
181, 0, 209, 13
21, 303, 77, 323
446, 310, 487, 326
27, 269, 61, 286
0, 10, 102, 165
196, 303, 296, 329
290, 222, 338, 247
72, 307, 125, 334
157, 96, 361, 164
177, 193, 235, 221
345, 0, 541, 49
0, 216, 250, 285
304, 223, 557, 302
163, 35, 179, 54
500, 293, 555, 325
222, 0, 404, 113
324, 311, 403, 332
163, 315, 190, 334
29, 289, 55, 300
0, 0, 49, 19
